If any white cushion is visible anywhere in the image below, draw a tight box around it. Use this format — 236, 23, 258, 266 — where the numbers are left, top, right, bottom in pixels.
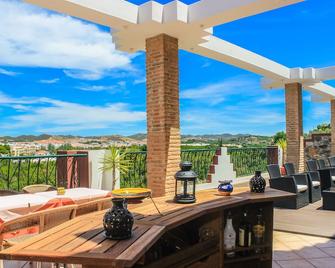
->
312, 181, 320, 187
331, 176, 335, 182
297, 185, 308, 192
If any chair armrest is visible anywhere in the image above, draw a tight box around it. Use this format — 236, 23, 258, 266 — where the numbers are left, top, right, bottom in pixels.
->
269, 177, 297, 193
292, 174, 309, 185
307, 171, 320, 182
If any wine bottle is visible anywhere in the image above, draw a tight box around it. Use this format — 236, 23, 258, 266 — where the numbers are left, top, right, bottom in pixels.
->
253, 209, 265, 254
238, 210, 252, 256
224, 211, 236, 258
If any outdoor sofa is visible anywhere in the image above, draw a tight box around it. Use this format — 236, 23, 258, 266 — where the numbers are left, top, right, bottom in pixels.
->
284, 163, 321, 203
267, 164, 309, 209
307, 159, 334, 191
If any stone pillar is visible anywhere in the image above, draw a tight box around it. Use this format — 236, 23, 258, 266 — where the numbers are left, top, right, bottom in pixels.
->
331, 99, 335, 155
285, 83, 305, 172
146, 34, 181, 197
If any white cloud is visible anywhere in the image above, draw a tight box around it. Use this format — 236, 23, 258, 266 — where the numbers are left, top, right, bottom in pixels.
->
256, 93, 284, 105
133, 78, 146, 85
77, 81, 126, 92
0, 92, 146, 133
0, 67, 20, 76
0, 0, 133, 80
181, 76, 259, 105
39, 78, 60, 84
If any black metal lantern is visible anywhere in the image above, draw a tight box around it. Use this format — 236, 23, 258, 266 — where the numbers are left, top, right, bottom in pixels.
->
174, 162, 197, 203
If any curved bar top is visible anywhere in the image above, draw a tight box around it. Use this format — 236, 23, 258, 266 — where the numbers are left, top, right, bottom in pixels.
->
0, 187, 294, 268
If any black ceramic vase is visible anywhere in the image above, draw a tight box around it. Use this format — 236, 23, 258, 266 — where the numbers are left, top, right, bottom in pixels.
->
250, 171, 266, 193
103, 198, 134, 240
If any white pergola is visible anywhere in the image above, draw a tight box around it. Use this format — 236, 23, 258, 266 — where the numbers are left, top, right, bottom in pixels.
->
25, 0, 335, 194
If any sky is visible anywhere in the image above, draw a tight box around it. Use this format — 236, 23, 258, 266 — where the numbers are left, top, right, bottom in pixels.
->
0, 0, 334, 137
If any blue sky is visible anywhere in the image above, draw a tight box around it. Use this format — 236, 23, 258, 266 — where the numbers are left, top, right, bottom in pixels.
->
0, 0, 334, 136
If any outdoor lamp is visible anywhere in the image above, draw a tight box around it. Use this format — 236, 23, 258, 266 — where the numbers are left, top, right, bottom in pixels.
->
174, 162, 197, 204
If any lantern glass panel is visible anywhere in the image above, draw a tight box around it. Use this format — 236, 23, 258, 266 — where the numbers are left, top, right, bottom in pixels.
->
176, 179, 195, 197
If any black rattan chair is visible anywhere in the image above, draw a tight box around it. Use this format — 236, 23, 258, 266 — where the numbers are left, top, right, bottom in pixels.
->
317, 159, 335, 188
267, 164, 309, 209
328, 156, 335, 167
284, 163, 321, 203
307, 159, 334, 192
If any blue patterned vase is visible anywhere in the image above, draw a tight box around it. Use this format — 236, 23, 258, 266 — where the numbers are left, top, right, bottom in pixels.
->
218, 180, 234, 196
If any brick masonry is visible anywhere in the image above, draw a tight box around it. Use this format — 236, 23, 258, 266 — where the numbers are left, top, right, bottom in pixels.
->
146, 34, 181, 197
285, 83, 305, 172
331, 99, 335, 154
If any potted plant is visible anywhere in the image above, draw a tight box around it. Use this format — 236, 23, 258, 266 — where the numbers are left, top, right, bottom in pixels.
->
100, 146, 131, 190
276, 138, 287, 175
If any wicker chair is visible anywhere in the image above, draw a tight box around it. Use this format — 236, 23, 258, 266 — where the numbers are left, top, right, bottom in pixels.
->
284, 163, 321, 203
22, 184, 57, 194
328, 156, 335, 167
0, 205, 77, 250
76, 197, 112, 216
0, 190, 20, 196
311, 159, 335, 190
267, 164, 309, 209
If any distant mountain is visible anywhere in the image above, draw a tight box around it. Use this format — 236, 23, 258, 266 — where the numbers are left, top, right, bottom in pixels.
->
0, 133, 272, 143
128, 133, 270, 141
127, 133, 147, 140
1, 134, 53, 142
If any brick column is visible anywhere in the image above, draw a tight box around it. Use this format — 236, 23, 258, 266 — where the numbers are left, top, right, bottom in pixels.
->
285, 83, 305, 172
331, 99, 335, 154
146, 34, 181, 197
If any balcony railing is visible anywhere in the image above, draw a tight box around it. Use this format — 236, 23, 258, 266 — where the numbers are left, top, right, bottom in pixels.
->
181, 149, 216, 183
120, 147, 274, 187
0, 153, 88, 191
121, 151, 147, 188
227, 147, 268, 177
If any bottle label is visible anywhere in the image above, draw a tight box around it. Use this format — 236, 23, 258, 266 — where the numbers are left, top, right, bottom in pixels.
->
253, 225, 265, 238
239, 228, 245, 246
224, 233, 236, 250
248, 231, 252, 247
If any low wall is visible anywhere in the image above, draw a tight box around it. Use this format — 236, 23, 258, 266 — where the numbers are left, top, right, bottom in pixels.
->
304, 133, 331, 160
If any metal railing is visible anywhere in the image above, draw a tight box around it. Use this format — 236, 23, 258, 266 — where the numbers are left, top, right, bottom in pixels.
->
181, 149, 216, 183
121, 151, 147, 188
227, 147, 268, 177
0, 154, 88, 191
120, 147, 270, 187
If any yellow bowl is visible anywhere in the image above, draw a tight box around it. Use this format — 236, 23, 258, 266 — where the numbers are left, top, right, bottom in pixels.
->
112, 188, 151, 199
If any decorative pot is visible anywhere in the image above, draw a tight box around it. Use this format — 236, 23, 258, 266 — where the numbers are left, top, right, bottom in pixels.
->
250, 171, 266, 193
103, 198, 134, 240
218, 180, 234, 196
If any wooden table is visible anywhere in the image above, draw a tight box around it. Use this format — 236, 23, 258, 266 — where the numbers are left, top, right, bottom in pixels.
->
0, 187, 294, 268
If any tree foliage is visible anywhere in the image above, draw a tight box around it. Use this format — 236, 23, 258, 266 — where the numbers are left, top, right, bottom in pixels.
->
310, 123, 331, 134
273, 131, 286, 144
0, 145, 10, 155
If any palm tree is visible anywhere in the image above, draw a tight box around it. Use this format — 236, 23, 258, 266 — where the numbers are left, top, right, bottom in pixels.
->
100, 146, 131, 190
276, 138, 287, 164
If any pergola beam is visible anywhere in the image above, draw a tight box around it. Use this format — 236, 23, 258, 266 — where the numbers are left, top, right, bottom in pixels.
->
189, 0, 304, 27
316, 66, 335, 81
25, 0, 138, 28
196, 35, 291, 80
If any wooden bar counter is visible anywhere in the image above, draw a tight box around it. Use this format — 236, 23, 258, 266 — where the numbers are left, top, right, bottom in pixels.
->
0, 187, 294, 268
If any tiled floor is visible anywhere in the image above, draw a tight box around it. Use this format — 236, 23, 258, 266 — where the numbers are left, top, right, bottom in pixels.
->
273, 231, 335, 268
